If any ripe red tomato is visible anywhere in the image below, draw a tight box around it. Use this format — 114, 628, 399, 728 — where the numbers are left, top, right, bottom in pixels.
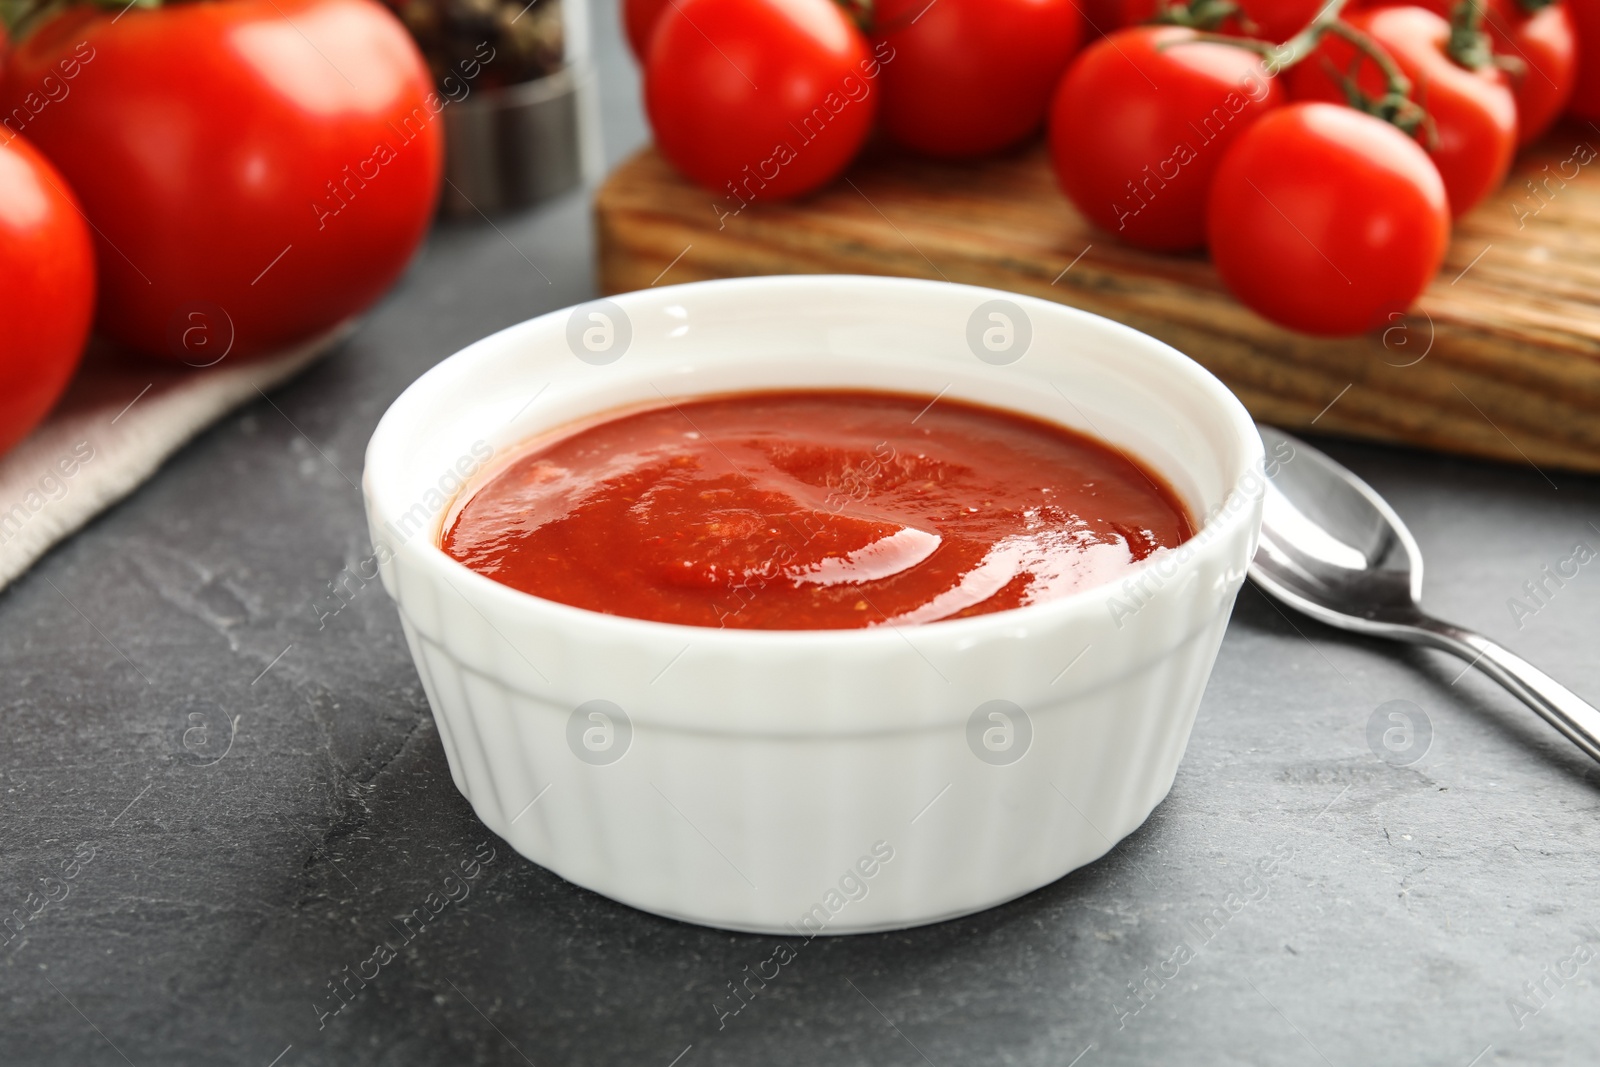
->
0, 134, 94, 457
871, 0, 1082, 158
1049, 27, 1285, 251
623, 0, 672, 62
1208, 103, 1449, 336
1480, 0, 1575, 145
1363, 0, 1575, 145
2, 0, 442, 362
1235, 0, 1327, 41
1572, 0, 1600, 118
1289, 6, 1517, 217
645, 0, 878, 204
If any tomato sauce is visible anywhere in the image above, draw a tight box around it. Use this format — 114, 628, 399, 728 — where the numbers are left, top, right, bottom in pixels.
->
441, 390, 1193, 630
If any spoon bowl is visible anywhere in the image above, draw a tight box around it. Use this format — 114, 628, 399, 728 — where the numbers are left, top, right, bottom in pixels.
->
1253, 425, 1423, 631
1250, 426, 1600, 765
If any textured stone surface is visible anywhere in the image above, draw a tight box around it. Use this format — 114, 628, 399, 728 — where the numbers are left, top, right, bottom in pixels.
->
2, 7, 1597, 1065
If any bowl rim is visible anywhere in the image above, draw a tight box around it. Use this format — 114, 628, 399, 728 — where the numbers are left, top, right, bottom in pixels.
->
364, 274, 1264, 649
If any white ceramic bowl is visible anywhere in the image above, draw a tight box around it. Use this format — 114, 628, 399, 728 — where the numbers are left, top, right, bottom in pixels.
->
363, 275, 1263, 934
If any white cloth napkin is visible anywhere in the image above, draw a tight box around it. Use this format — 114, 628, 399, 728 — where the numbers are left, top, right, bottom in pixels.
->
0, 324, 350, 592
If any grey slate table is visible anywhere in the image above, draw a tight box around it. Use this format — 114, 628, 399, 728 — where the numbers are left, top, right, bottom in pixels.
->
4, 7, 1598, 1065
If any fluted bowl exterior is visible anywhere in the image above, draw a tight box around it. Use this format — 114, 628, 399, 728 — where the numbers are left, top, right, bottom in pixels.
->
363, 275, 1263, 933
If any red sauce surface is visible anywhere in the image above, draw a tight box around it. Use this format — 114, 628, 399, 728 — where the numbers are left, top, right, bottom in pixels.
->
442, 390, 1193, 630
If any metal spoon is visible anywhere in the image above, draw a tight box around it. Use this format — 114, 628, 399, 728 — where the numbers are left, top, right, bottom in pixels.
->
1249, 424, 1600, 765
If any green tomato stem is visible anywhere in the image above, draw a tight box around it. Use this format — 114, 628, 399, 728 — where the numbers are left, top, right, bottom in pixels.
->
1447, 0, 1495, 70
1173, 0, 1349, 74
834, 0, 874, 34
1258, 0, 1350, 75
1323, 20, 1435, 144
2, 0, 160, 40
1151, 0, 1241, 32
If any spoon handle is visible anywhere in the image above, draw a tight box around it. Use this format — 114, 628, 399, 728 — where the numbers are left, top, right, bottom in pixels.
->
1409, 616, 1600, 765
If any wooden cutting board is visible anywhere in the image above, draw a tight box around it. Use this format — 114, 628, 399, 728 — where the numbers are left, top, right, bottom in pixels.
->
595, 130, 1600, 475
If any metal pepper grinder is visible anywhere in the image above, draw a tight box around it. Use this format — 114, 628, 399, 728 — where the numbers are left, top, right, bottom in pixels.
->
390, 0, 602, 215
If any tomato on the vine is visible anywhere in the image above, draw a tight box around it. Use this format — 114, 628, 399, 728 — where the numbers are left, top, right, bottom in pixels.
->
870, 0, 1082, 158
1479, 0, 1575, 145
0, 134, 94, 457
623, 0, 672, 62
1568, 0, 1600, 119
645, 0, 879, 203
1289, 5, 1517, 217
1364, 0, 1575, 146
1049, 26, 1285, 251
3, 0, 442, 362
1208, 102, 1449, 336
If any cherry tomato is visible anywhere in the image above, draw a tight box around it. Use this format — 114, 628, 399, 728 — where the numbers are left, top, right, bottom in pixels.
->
1289, 6, 1516, 217
1481, 0, 1575, 145
0, 134, 94, 457
623, 0, 672, 62
1234, 0, 1330, 41
1572, 0, 1600, 119
1363, 0, 1575, 145
1209, 102, 1449, 336
645, 0, 878, 202
1049, 27, 1285, 251
871, 0, 1081, 158
3, 0, 442, 362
